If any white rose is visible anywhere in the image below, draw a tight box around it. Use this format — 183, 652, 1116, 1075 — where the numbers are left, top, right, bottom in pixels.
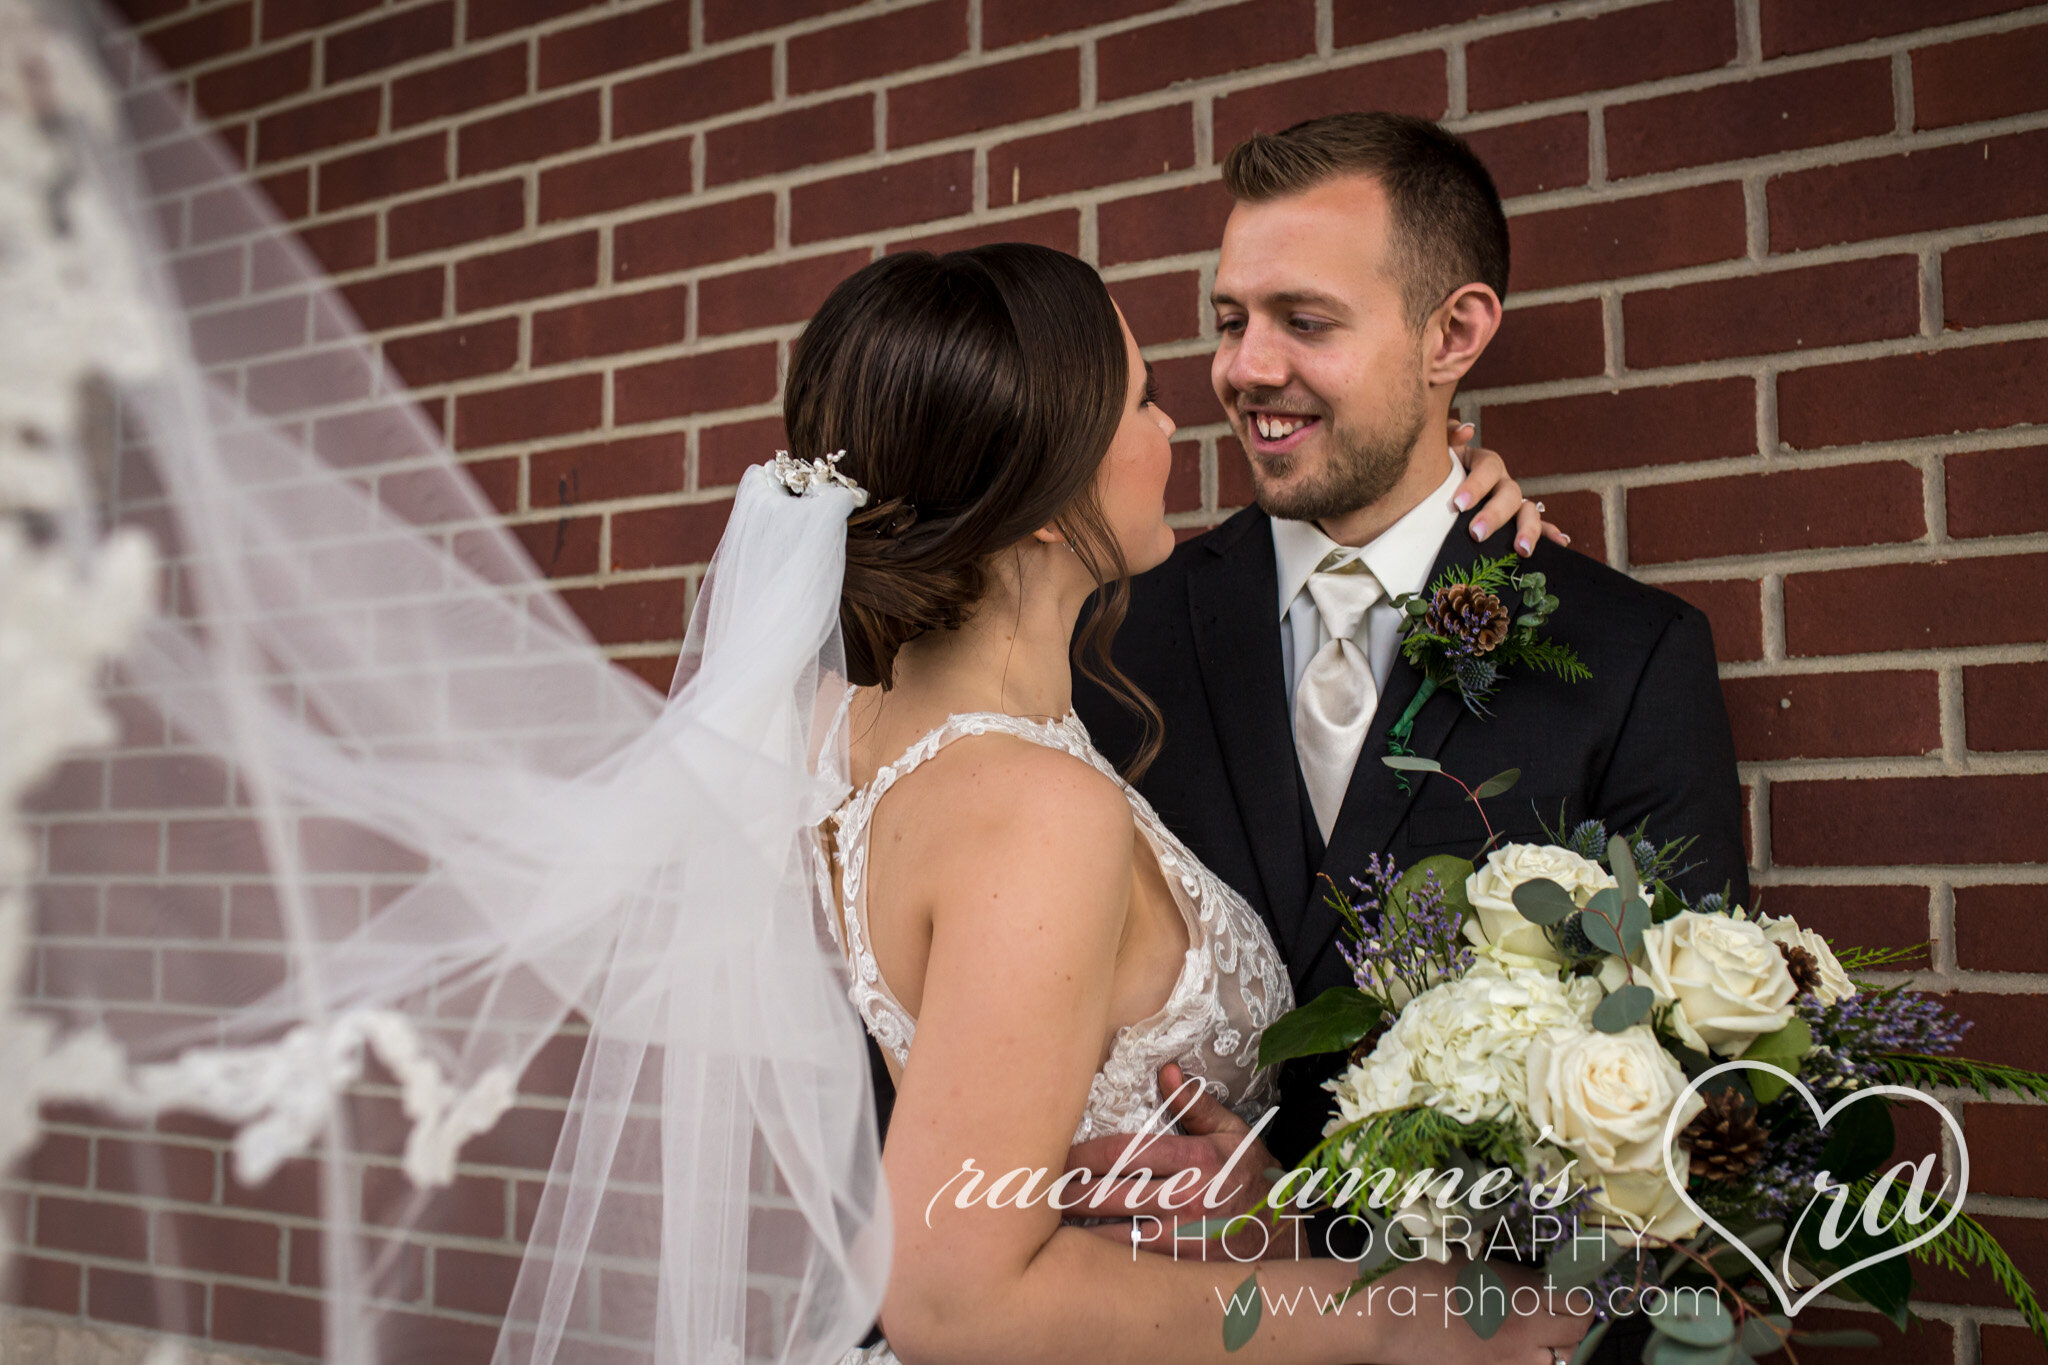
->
1527, 1025, 1706, 1175
1464, 843, 1620, 970
1584, 1168, 1702, 1249
1325, 962, 1601, 1130
1756, 912, 1855, 1005
1608, 911, 1796, 1056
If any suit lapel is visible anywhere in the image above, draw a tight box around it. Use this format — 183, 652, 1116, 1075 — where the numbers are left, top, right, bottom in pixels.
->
1186, 510, 1311, 952
1291, 510, 1491, 994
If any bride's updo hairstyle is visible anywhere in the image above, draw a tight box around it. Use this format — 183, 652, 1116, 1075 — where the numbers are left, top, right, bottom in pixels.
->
785, 241, 1160, 774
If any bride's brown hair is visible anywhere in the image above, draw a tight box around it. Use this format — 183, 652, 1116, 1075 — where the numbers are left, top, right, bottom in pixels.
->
785, 242, 1162, 778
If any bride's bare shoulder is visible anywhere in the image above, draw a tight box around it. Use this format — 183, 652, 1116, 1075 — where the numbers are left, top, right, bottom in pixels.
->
886, 731, 1134, 885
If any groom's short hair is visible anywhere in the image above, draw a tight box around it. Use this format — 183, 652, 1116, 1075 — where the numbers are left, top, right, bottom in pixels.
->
1222, 111, 1508, 328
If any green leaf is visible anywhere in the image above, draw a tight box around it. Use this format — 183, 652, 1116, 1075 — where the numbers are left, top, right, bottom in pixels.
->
1516, 613, 1544, 627
1456, 1258, 1508, 1340
1594, 983, 1655, 1033
1404, 597, 1430, 616
1648, 1288, 1734, 1346
1621, 893, 1652, 956
1582, 899, 1627, 956
1474, 767, 1521, 800
1383, 755, 1443, 773
1739, 1313, 1792, 1355
1738, 1018, 1812, 1103
1257, 987, 1384, 1067
1392, 855, 1477, 924
1547, 1231, 1625, 1289
1567, 1318, 1612, 1365
1790, 1330, 1881, 1348
1512, 877, 1579, 927
1644, 1341, 1735, 1365
1809, 1221, 1912, 1329
1223, 1271, 1261, 1351
1651, 880, 1688, 924
1819, 1100, 1896, 1186
1608, 833, 1639, 897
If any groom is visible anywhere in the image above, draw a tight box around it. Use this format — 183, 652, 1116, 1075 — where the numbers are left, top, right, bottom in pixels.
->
1072, 112, 1748, 1176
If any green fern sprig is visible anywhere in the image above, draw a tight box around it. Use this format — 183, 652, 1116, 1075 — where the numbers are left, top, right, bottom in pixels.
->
1852, 1176, 2048, 1351
1505, 635, 1593, 682
1835, 943, 1934, 973
1880, 1053, 2048, 1105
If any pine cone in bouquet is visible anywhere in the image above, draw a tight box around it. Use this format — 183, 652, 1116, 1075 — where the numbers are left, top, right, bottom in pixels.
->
1422, 582, 1511, 654
1778, 940, 1824, 997
1683, 1089, 1770, 1181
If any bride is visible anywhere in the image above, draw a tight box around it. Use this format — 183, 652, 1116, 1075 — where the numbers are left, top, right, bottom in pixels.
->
795, 243, 1589, 1364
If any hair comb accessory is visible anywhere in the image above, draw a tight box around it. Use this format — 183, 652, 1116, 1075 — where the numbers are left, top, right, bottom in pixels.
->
768, 448, 869, 506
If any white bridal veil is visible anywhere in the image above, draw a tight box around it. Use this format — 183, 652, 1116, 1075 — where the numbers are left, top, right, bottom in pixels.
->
3, 2, 887, 1362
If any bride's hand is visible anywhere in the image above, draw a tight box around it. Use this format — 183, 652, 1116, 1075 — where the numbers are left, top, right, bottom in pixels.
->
1447, 418, 1569, 557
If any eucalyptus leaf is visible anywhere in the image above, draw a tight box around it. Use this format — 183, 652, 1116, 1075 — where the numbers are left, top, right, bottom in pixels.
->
1567, 1318, 1611, 1365
1383, 755, 1443, 773
1512, 877, 1578, 926
1516, 613, 1544, 627
1223, 1271, 1261, 1351
1620, 893, 1652, 956
1608, 833, 1639, 898
1474, 767, 1521, 800
1593, 983, 1655, 1033
1738, 1312, 1793, 1355
1546, 1231, 1624, 1289
1789, 1330, 1881, 1348
1455, 1258, 1508, 1340
1644, 1340, 1735, 1365
1648, 1290, 1734, 1346
1257, 987, 1383, 1067
1581, 903, 1627, 956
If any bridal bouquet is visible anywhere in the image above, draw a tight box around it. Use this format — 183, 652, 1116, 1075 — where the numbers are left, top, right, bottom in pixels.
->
1222, 763, 2048, 1363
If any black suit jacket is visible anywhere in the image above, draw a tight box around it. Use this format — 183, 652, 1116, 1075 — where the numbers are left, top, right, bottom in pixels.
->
1072, 504, 1750, 1167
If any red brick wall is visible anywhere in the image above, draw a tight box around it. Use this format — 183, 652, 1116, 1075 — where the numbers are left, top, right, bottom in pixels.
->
15, 0, 2048, 1360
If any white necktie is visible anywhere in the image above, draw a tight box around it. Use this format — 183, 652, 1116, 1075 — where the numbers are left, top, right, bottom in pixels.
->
1294, 552, 1383, 842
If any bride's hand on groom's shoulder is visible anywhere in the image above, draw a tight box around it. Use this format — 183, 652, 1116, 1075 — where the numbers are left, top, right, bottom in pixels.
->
1448, 419, 1570, 557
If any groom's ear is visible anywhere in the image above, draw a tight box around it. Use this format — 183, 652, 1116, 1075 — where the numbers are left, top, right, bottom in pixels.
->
1424, 282, 1503, 388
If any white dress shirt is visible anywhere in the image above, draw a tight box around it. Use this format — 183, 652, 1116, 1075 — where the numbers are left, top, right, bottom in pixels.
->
1274, 448, 1464, 728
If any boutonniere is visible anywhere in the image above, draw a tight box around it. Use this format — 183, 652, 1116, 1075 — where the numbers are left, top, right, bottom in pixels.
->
1382, 554, 1589, 779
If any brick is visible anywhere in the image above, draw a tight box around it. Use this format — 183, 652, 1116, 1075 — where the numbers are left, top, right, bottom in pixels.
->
455, 374, 604, 450
317, 131, 446, 212
1465, 297, 1603, 389
392, 44, 530, 129
196, 41, 312, 117
532, 283, 691, 364
539, 1, 691, 88
558, 578, 690, 645
1778, 1307, 1953, 1365
46, 820, 161, 876
698, 249, 869, 337
539, 138, 692, 222
1944, 233, 2048, 330
161, 946, 286, 1004
1529, 488, 1605, 563
344, 264, 445, 330
469, 0, 607, 40
1625, 257, 1920, 369
40, 944, 153, 1001
2, 1256, 80, 1314
257, 87, 380, 163
889, 49, 1080, 148
214, 1284, 324, 1357
790, 151, 974, 245
789, 1, 966, 95
1761, 0, 2032, 57
1334, 0, 1538, 47
1213, 52, 1448, 155
22, 757, 101, 814
1166, 438, 1202, 512
614, 344, 779, 425
155, 1210, 279, 1278
1984, 1323, 2048, 1365
109, 752, 229, 808
1511, 182, 1747, 291
1477, 377, 1755, 478
613, 48, 775, 138
1915, 21, 2048, 128
1966, 662, 2048, 751
1778, 337, 2048, 450
458, 91, 600, 177
1956, 884, 2048, 971
36, 1196, 145, 1258
1460, 114, 1589, 199
27, 1133, 88, 1186
1773, 773, 2048, 865
1768, 127, 2048, 252
699, 416, 788, 486
1946, 445, 2048, 537
1747, 884, 1930, 965
435, 1246, 524, 1317
703, 0, 841, 40
1467, 0, 1735, 112
387, 178, 525, 258
1786, 553, 2048, 654
97, 1137, 216, 1200
1149, 353, 1219, 429
455, 232, 598, 311
533, 435, 689, 507
612, 501, 737, 569
615, 195, 776, 281
300, 214, 379, 274
325, 2, 453, 82
385, 317, 520, 386
1098, 0, 1316, 102
262, 0, 377, 39
1722, 670, 1940, 761
1967, 1102, 2048, 1197
983, 0, 1172, 48
1657, 578, 1762, 663
705, 97, 874, 187
88, 1266, 206, 1334
150, 2, 252, 69
1605, 60, 1894, 180
990, 106, 1194, 205
508, 513, 601, 578
1627, 462, 1924, 565
1107, 271, 1202, 346
887, 208, 1082, 256
1098, 180, 1235, 267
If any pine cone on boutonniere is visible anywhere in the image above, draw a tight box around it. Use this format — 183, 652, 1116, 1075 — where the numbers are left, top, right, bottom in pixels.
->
1422, 582, 1511, 655
1682, 1088, 1770, 1181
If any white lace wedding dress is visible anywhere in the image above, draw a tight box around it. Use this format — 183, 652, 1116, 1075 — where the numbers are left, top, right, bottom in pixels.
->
820, 706, 1295, 1364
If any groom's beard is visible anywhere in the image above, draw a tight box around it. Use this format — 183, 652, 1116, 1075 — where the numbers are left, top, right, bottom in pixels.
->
1249, 370, 1429, 524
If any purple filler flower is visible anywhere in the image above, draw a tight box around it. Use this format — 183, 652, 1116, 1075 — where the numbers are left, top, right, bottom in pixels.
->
1335, 854, 1474, 1009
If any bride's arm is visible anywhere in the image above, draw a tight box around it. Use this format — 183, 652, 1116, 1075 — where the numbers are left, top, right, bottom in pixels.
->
873, 740, 1449, 1365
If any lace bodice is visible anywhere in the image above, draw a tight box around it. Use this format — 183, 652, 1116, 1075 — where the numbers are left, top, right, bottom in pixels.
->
821, 708, 1292, 1146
